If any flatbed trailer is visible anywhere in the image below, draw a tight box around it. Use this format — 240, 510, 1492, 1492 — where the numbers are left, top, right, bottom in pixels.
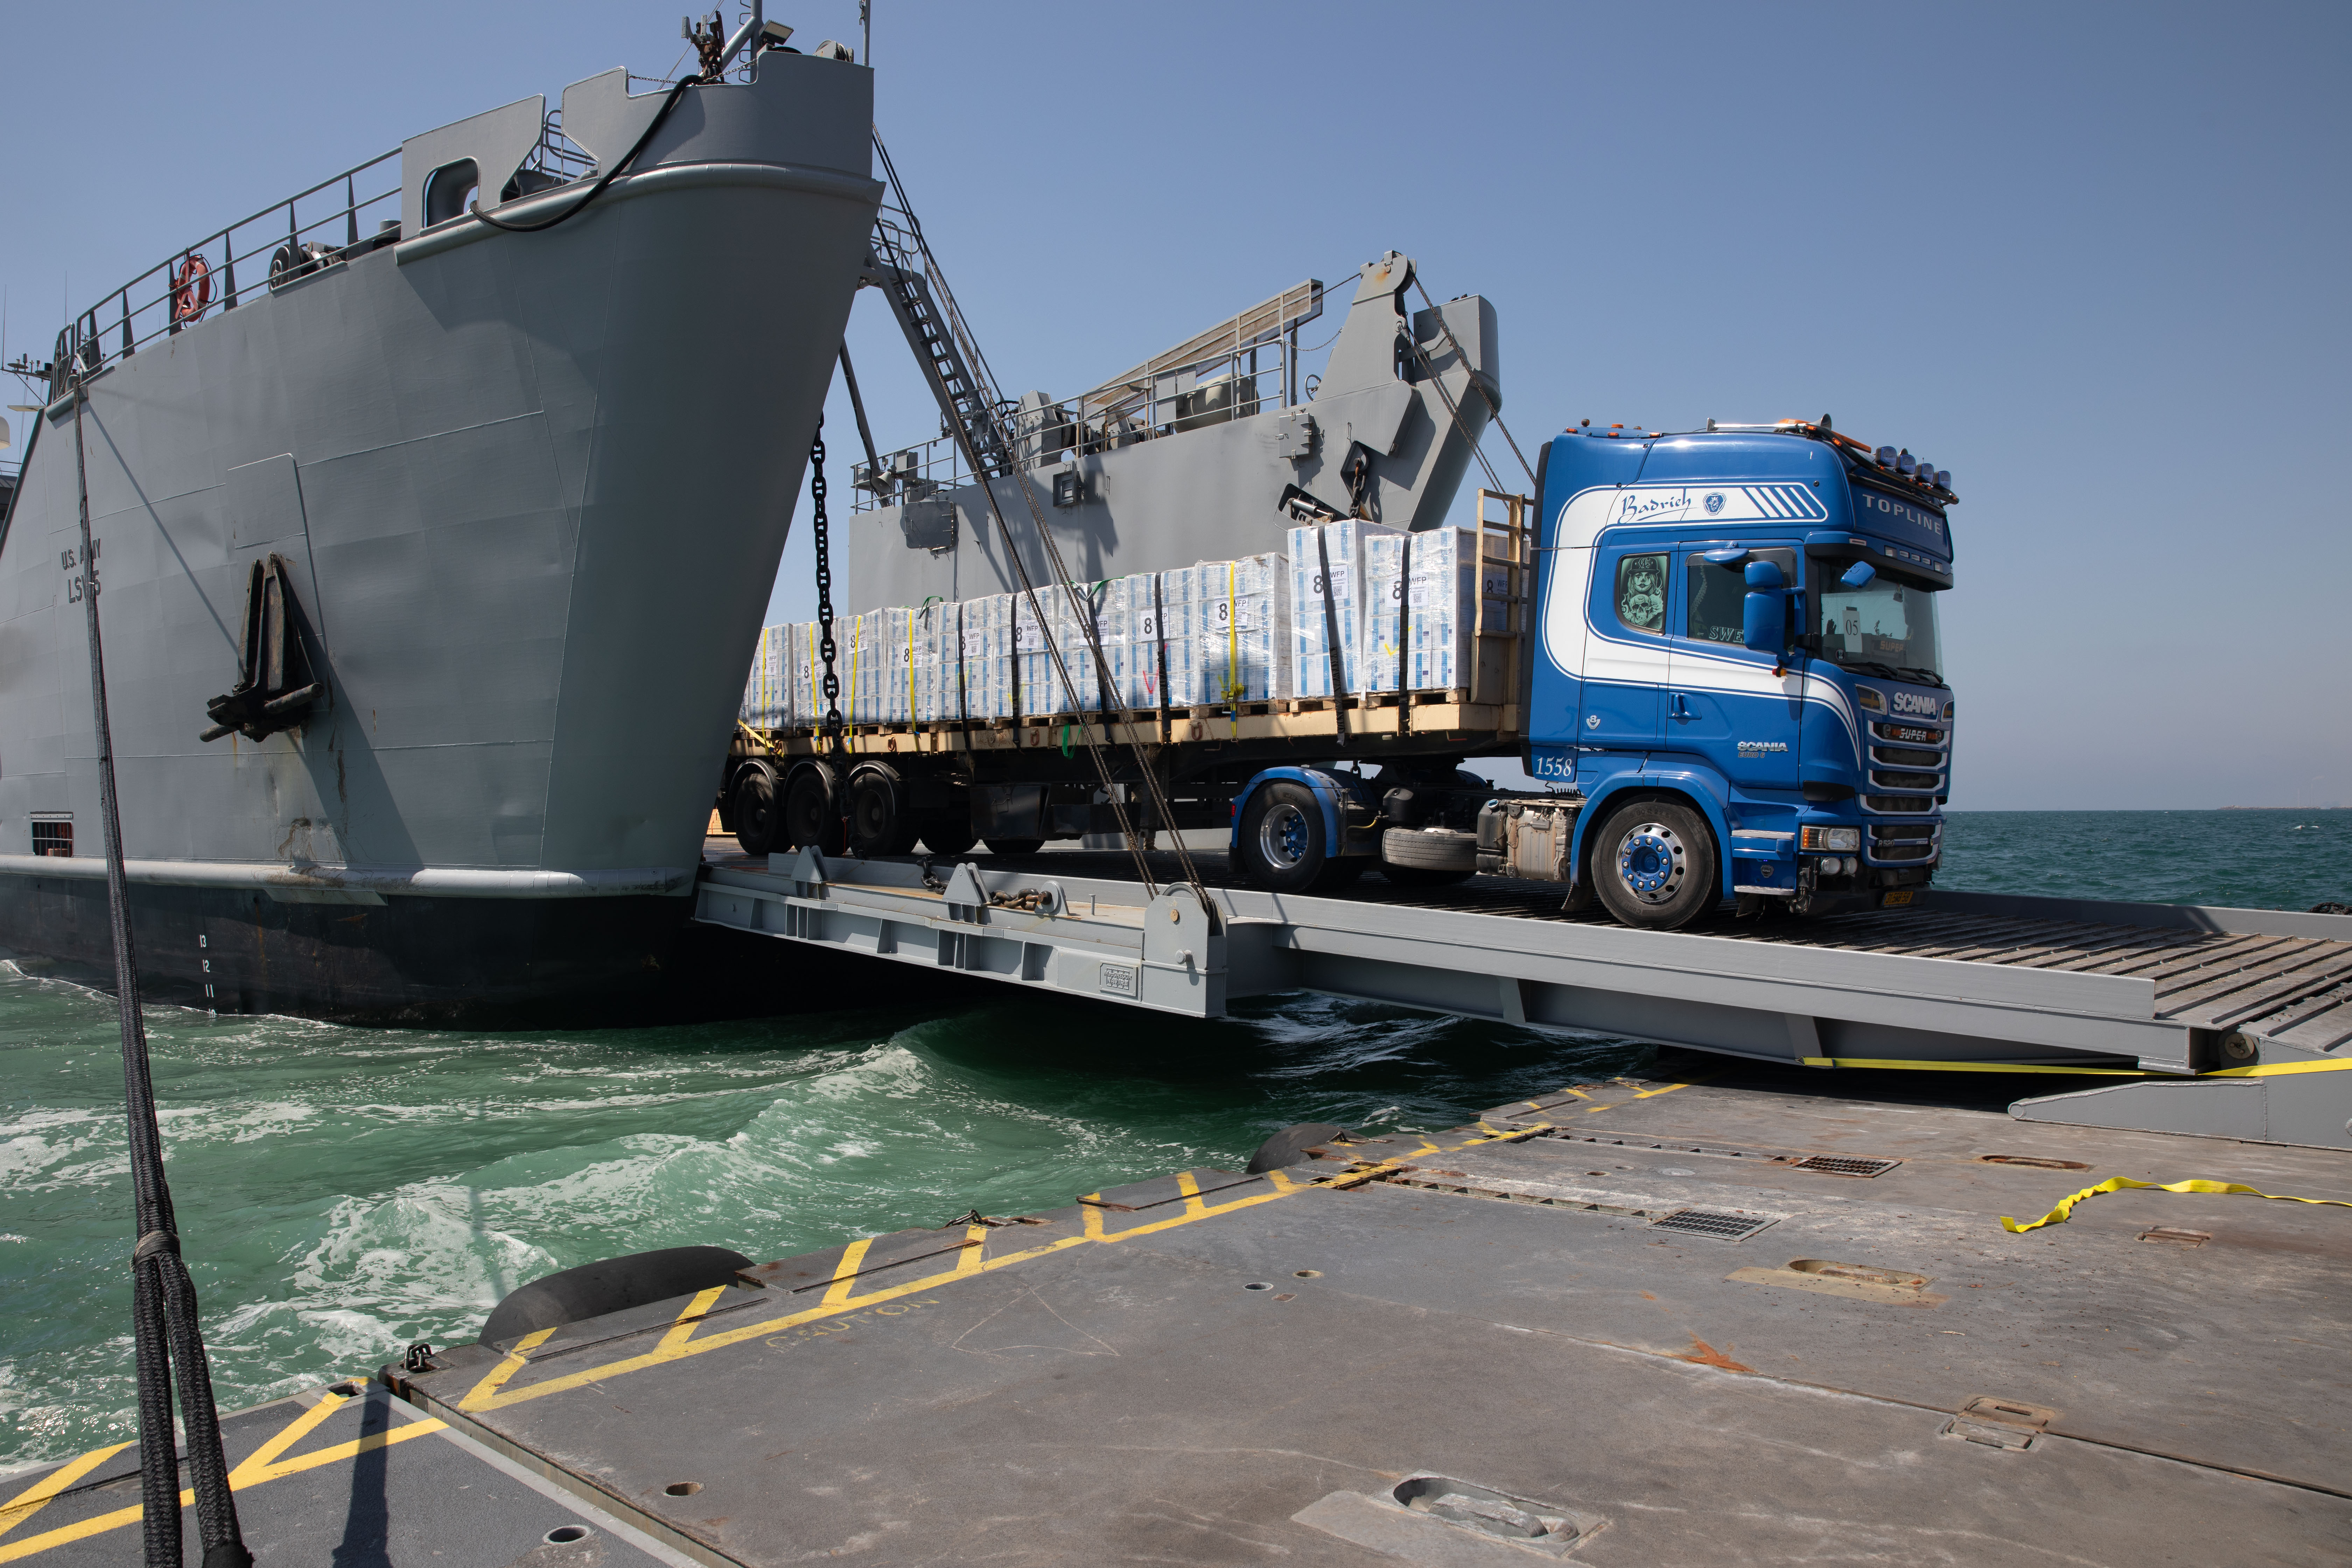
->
692, 841, 2352, 1148
10, 1067, 2347, 1566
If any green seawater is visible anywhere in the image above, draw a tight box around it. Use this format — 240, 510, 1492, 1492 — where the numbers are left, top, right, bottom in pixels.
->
2, 809, 2344, 1466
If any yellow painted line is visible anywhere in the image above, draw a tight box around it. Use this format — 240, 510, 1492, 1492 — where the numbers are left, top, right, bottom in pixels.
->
2203, 1057, 2352, 1078
2003, 1176, 2352, 1233
459, 1326, 557, 1412
952, 1225, 990, 1276
1176, 1171, 1208, 1219
0, 1443, 132, 1542
1805, 1055, 2352, 1079
656, 1286, 729, 1354
1802, 1056, 2147, 1076
227, 1387, 347, 1484
448, 1119, 1562, 1419
820, 1237, 874, 1309
0, 1392, 445, 1565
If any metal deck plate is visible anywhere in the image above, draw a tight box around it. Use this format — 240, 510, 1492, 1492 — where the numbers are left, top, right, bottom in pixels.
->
345, 1070, 2350, 1565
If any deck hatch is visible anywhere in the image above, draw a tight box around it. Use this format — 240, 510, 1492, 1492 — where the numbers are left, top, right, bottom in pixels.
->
1788, 1154, 1900, 1177
1650, 1208, 1778, 1241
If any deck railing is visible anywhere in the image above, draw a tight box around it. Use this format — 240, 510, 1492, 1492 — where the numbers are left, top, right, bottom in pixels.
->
14, 110, 601, 406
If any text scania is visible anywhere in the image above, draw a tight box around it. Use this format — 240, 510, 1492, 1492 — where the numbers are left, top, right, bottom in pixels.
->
1890, 691, 1941, 717
1736, 740, 1789, 753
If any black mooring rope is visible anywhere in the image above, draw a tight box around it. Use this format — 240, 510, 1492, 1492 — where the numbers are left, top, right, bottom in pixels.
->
69, 382, 251, 1568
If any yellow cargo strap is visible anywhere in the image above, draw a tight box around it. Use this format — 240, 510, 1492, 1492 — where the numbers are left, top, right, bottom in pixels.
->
2002, 1176, 2352, 1233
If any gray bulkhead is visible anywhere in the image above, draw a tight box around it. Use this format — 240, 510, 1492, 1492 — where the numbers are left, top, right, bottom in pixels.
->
847, 253, 1501, 610
0, 55, 881, 893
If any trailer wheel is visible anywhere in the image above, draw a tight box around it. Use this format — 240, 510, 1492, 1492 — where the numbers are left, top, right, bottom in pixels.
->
783, 764, 847, 856
982, 838, 1044, 857
920, 822, 979, 857
1591, 799, 1717, 930
730, 764, 780, 856
848, 766, 920, 857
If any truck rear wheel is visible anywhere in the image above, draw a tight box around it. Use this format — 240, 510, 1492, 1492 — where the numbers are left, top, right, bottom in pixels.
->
730, 764, 780, 856
1239, 781, 1364, 894
1591, 800, 1718, 930
783, 764, 847, 856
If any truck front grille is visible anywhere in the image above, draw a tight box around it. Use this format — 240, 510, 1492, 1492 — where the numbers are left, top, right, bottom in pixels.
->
1870, 768, 1944, 791
1869, 822, 1941, 863
1871, 745, 1944, 768
1863, 794, 1935, 814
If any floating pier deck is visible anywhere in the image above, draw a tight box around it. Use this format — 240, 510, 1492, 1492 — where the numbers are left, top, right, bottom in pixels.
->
692, 842, 2352, 1146
7, 1067, 2346, 1564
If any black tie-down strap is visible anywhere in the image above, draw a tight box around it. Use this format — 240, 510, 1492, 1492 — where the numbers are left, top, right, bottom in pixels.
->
200, 555, 322, 742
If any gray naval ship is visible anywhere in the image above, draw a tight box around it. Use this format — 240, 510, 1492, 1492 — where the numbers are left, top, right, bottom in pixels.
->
0, 30, 880, 1021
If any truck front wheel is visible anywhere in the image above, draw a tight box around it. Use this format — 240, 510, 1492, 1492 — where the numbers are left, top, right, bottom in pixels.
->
1591, 800, 1718, 930
1239, 782, 1364, 894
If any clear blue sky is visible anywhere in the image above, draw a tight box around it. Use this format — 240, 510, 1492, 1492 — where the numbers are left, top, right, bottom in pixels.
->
5, 3, 2345, 808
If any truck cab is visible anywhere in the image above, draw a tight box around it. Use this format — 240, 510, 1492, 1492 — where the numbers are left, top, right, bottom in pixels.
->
1528, 420, 1956, 927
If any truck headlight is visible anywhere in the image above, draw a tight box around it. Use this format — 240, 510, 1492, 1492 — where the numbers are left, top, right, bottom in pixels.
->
1855, 686, 1886, 713
1801, 826, 1861, 852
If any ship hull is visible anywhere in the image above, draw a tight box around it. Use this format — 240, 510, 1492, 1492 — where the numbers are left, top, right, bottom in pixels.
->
0, 56, 881, 1022
0, 872, 688, 1026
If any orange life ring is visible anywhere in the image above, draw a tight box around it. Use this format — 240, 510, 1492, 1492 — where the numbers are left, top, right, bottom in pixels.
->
172, 254, 212, 323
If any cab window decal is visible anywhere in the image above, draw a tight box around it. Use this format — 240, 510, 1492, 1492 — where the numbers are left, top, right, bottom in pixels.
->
1615, 553, 1667, 635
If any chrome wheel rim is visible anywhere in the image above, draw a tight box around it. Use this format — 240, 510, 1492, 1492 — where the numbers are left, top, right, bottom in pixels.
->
1614, 820, 1687, 904
1258, 803, 1311, 872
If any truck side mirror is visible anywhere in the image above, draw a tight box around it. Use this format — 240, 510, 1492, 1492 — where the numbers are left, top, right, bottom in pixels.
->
1839, 561, 1877, 589
1742, 559, 1786, 654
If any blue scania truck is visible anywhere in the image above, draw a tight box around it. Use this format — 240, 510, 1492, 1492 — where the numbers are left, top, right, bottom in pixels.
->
1229, 418, 1955, 930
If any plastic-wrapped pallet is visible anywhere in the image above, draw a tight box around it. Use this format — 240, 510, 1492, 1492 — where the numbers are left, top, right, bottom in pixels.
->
1105, 572, 1165, 711
1361, 527, 1479, 695
912, 601, 952, 723
1406, 528, 1478, 693
1195, 553, 1290, 704
790, 623, 819, 730
1054, 582, 1107, 716
874, 606, 912, 725
1158, 567, 1203, 707
740, 623, 792, 730
1289, 519, 1404, 698
968, 595, 1013, 721
1359, 533, 1409, 696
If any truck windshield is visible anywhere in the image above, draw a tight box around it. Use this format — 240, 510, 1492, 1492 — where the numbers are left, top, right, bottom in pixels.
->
1815, 565, 1944, 686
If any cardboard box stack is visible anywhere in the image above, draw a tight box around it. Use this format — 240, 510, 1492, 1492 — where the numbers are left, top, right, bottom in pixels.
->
740, 522, 1499, 732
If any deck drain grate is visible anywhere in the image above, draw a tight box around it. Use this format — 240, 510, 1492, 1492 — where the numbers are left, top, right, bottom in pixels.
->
1788, 1155, 1901, 1178
1650, 1208, 1778, 1241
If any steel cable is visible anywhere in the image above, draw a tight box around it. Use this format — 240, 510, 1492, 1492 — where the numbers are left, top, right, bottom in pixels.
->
1412, 279, 1536, 491
867, 138, 1213, 918
70, 380, 250, 1568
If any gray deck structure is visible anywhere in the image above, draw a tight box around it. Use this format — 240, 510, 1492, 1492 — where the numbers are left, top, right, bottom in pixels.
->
9, 1069, 2346, 1565
691, 843, 2352, 1147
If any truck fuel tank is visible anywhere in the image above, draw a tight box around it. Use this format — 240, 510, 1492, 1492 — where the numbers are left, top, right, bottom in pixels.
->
1477, 797, 1583, 881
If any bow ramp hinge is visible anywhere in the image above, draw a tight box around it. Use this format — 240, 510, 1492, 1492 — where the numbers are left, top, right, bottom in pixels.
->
786, 846, 830, 899
943, 862, 990, 922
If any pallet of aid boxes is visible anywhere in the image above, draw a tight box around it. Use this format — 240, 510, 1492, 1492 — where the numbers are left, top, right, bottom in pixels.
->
1289, 520, 1490, 702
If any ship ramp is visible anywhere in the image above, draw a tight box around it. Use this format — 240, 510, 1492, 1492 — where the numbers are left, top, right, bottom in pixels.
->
691, 843, 2352, 1148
